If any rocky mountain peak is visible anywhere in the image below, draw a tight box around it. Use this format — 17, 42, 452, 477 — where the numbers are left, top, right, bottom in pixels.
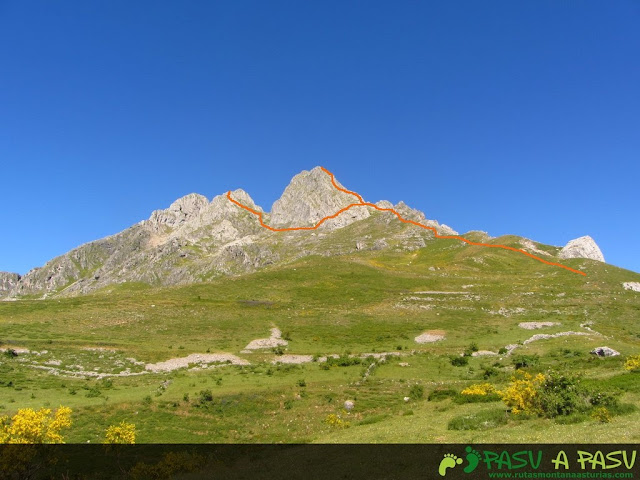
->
148, 193, 209, 231
559, 235, 605, 262
269, 166, 370, 228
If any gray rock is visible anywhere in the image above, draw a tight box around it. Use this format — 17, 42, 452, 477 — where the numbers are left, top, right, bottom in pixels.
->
590, 347, 620, 357
343, 400, 355, 411
270, 167, 370, 229
623, 282, 640, 293
559, 236, 605, 262
0, 272, 20, 298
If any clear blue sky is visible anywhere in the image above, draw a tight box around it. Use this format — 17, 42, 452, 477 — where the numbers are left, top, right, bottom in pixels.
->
1, 1, 639, 275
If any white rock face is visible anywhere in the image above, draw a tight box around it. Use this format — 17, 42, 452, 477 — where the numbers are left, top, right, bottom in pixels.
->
559, 236, 605, 262
148, 193, 209, 231
623, 282, 640, 293
270, 167, 370, 229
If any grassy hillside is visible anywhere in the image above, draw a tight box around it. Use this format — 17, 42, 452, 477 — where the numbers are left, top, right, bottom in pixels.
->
1, 241, 639, 443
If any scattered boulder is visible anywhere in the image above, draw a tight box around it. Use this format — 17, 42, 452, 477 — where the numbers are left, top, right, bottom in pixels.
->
623, 282, 640, 293
590, 347, 620, 357
344, 400, 355, 411
559, 236, 605, 262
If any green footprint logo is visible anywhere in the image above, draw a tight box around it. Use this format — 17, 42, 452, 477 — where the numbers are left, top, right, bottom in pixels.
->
438, 453, 463, 476
464, 446, 482, 473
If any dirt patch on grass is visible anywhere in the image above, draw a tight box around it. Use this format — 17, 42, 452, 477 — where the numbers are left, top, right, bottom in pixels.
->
243, 327, 288, 350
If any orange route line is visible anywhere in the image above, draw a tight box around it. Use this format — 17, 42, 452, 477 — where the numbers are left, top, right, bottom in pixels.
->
226, 166, 586, 277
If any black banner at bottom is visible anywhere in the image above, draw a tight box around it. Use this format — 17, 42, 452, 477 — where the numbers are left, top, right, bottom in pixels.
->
0, 444, 637, 479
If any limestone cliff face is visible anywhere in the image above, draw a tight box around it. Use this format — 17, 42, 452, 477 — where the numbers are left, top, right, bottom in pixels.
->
559, 236, 605, 262
0, 272, 20, 297
270, 167, 371, 229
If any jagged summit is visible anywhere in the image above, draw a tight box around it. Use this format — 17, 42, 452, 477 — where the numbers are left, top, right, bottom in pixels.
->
270, 166, 370, 228
148, 193, 210, 231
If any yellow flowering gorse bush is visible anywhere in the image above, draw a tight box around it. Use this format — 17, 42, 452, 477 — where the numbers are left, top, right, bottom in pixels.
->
104, 421, 136, 444
461, 383, 496, 396
324, 413, 350, 429
0, 406, 72, 444
498, 371, 546, 415
624, 355, 640, 372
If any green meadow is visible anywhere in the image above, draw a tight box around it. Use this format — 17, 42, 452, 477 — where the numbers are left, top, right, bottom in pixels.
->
1, 238, 640, 443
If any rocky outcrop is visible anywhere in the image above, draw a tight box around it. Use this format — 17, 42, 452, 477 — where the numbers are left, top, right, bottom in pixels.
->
623, 282, 640, 293
393, 201, 458, 236
0, 272, 20, 298
590, 347, 620, 357
559, 236, 605, 262
148, 193, 209, 232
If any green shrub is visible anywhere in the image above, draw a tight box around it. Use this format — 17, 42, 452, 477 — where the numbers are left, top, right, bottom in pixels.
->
482, 366, 500, 379
588, 390, 620, 408
498, 347, 508, 355
198, 389, 213, 404
85, 387, 101, 398
100, 378, 113, 389
409, 384, 424, 400
450, 356, 468, 367
464, 342, 479, 356
428, 388, 458, 402
326, 355, 361, 367
512, 354, 539, 369
297, 379, 306, 387
536, 372, 587, 417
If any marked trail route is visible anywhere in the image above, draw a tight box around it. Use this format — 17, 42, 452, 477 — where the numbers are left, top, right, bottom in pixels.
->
227, 167, 586, 276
